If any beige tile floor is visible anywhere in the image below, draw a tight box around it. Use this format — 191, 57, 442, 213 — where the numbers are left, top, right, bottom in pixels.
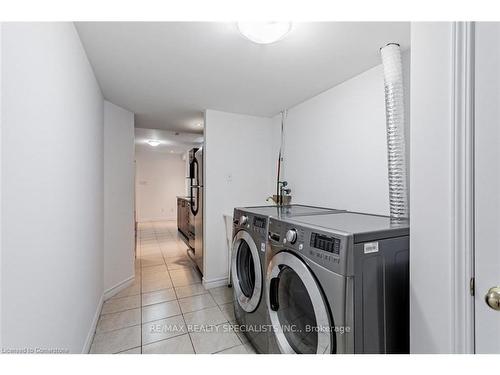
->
89, 220, 256, 354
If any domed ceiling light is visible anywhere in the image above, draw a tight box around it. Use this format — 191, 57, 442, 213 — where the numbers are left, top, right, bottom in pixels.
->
237, 22, 293, 44
147, 139, 161, 147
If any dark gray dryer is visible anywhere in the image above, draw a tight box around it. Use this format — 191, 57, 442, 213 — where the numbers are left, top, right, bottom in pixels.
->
265, 212, 409, 354
231, 205, 344, 354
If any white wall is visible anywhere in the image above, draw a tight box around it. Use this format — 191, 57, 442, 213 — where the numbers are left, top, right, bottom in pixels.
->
135, 151, 186, 221
1, 23, 104, 353
409, 22, 455, 354
104, 101, 135, 294
204, 110, 278, 285
278, 52, 410, 216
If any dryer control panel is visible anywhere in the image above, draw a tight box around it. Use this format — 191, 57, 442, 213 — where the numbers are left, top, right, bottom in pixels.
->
268, 218, 349, 275
310, 232, 341, 255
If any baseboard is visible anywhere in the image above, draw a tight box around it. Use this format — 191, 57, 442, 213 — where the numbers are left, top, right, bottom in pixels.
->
138, 217, 176, 222
82, 275, 135, 353
202, 276, 229, 289
82, 293, 104, 354
103, 275, 135, 301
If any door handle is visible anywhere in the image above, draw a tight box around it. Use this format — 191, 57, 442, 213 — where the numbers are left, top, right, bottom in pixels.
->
269, 277, 280, 311
268, 233, 281, 243
485, 287, 500, 311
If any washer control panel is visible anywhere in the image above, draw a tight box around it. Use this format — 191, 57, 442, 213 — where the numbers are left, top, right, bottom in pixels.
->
233, 209, 268, 239
239, 215, 248, 226
251, 215, 268, 237
285, 228, 298, 244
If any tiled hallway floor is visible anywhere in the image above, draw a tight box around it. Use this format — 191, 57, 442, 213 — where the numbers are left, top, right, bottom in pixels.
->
89, 220, 256, 354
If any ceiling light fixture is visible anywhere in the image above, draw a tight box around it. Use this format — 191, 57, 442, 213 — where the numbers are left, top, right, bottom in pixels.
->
237, 22, 292, 44
147, 139, 161, 147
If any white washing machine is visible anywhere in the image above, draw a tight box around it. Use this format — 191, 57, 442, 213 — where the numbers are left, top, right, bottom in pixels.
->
265, 212, 409, 354
231, 205, 343, 353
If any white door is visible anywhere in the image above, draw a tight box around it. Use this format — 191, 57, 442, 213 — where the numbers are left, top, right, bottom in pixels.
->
475, 22, 500, 353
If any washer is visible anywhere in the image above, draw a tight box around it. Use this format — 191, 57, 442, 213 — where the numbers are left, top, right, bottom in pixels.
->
231, 205, 343, 353
265, 212, 409, 354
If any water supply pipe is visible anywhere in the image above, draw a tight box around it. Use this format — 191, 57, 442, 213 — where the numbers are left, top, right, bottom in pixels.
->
380, 43, 408, 219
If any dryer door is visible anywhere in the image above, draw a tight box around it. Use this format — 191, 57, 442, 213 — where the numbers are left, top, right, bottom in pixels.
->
266, 251, 333, 354
231, 230, 262, 312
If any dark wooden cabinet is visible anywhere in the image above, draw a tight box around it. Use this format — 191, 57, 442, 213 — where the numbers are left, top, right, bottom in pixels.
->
177, 197, 190, 244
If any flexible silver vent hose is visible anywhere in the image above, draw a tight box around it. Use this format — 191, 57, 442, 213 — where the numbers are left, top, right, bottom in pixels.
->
381, 43, 408, 219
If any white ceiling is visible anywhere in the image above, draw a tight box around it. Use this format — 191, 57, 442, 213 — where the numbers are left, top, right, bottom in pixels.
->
76, 22, 410, 133
135, 128, 203, 154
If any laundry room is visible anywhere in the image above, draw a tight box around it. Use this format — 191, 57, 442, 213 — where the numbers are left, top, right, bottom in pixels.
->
200, 27, 410, 354
1, 7, 498, 363
87, 21, 413, 354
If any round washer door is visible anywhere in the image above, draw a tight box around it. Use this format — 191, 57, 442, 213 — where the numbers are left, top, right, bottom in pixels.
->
266, 251, 333, 354
231, 230, 262, 312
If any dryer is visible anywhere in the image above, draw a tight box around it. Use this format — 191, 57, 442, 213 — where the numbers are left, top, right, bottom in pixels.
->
265, 212, 409, 354
231, 205, 343, 353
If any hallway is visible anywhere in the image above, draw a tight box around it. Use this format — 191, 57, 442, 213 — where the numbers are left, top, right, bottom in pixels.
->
89, 221, 255, 354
